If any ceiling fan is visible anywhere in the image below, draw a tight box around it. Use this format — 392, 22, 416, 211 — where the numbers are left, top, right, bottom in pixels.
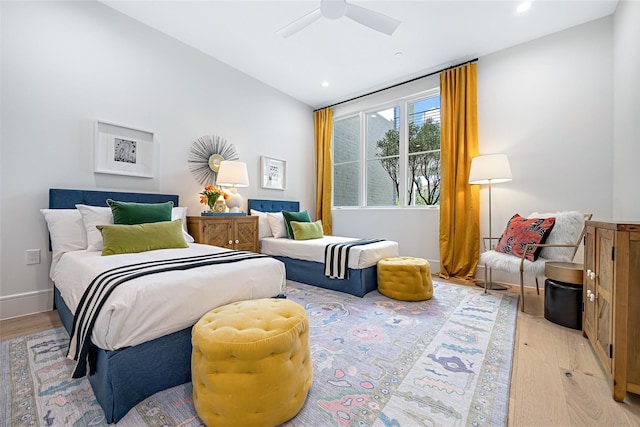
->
277, 0, 401, 38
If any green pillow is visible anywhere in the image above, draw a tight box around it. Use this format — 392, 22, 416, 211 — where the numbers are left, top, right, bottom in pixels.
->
291, 220, 324, 240
282, 210, 310, 239
97, 219, 188, 256
107, 199, 173, 225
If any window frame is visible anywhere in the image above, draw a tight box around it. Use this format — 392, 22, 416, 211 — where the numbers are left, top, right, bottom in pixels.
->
332, 87, 440, 209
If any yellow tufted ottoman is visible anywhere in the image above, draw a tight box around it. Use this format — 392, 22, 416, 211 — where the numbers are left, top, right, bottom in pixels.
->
191, 298, 312, 427
377, 257, 434, 301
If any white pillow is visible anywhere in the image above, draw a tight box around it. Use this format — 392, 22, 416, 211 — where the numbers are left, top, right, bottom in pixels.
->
266, 212, 288, 238
528, 211, 585, 261
76, 204, 113, 251
40, 209, 88, 266
77, 204, 195, 250
172, 206, 195, 243
250, 209, 273, 239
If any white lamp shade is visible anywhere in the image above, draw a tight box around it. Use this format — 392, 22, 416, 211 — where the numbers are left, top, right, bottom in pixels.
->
469, 154, 512, 185
216, 161, 249, 187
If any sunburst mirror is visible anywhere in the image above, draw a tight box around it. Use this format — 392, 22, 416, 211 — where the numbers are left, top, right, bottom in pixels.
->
188, 135, 239, 185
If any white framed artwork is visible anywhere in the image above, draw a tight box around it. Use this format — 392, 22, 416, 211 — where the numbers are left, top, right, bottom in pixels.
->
94, 121, 154, 178
261, 156, 286, 190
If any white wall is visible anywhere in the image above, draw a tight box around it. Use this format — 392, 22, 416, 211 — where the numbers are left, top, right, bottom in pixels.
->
612, 1, 640, 220
476, 16, 614, 284
0, 1, 314, 319
333, 16, 615, 286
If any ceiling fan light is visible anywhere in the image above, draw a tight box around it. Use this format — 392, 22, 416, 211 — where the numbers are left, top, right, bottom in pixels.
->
277, 0, 400, 38
517, 2, 531, 13
321, 0, 348, 19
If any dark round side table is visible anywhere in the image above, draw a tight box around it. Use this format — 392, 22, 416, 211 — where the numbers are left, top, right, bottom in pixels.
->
544, 262, 584, 330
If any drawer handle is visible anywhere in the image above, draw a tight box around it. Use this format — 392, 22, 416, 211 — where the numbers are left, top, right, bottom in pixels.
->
587, 289, 592, 297
228, 240, 233, 245
587, 269, 592, 276
589, 271, 596, 280
589, 293, 595, 302
235, 240, 239, 244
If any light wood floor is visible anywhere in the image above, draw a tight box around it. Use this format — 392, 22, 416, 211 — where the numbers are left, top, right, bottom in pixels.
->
2, 279, 639, 426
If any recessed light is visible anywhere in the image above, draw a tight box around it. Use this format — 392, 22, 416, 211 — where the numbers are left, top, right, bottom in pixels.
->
321, 81, 330, 87
516, 2, 531, 13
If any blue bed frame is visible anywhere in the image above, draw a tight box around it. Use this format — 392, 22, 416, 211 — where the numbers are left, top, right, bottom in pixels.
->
248, 199, 379, 297
49, 189, 193, 423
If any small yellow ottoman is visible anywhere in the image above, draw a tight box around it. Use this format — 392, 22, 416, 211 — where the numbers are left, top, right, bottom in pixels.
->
377, 257, 434, 301
192, 298, 312, 427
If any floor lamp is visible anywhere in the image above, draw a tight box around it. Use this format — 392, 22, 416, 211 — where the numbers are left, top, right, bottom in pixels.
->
469, 154, 512, 291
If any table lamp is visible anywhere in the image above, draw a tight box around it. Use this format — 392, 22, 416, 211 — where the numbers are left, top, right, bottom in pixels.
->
216, 161, 249, 213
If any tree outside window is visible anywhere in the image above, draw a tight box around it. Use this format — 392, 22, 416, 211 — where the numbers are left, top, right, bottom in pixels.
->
373, 96, 441, 206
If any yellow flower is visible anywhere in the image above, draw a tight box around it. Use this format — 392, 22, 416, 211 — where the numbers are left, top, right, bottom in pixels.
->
199, 186, 223, 210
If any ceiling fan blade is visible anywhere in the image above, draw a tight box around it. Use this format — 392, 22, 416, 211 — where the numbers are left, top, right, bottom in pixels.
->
277, 8, 322, 38
345, 3, 400, 36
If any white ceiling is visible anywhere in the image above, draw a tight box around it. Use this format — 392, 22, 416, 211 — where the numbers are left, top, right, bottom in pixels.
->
102, 0, 618, 109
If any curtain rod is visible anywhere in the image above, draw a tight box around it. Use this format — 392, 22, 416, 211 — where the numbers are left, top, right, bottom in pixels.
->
315, 57, 478, 112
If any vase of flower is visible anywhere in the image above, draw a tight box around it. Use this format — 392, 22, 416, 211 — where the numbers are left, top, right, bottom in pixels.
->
199, 185, 223, 215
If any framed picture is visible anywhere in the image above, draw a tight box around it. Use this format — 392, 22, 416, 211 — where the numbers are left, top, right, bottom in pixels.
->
261, 156, 286, 190
94, 121, 154, 178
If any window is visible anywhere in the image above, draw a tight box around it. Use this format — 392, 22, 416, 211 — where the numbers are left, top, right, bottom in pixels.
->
333, 91, 440, 208
407, 97, 441, 206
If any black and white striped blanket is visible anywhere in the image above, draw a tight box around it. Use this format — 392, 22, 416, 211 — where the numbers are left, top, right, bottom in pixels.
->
324, 239, 384, 280
67, 250, 267, 378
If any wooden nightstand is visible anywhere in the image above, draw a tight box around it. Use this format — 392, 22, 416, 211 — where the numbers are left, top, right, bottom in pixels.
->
187, 215, 259, 253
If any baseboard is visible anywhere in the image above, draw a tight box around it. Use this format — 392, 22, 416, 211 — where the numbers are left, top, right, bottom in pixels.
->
427, 259, 440, 273
0, 289, 54, 320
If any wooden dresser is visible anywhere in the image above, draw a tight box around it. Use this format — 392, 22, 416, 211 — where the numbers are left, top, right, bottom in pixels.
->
187, 215, 259, 253
583, 220, 640, 401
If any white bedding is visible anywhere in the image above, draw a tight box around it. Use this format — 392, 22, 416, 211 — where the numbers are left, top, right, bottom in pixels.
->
52, 243, 286, 350
259, 236, 399, 269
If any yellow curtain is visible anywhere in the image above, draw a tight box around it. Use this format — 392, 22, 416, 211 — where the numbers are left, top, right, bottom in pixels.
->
438, 63, 480, 280
314, 107, 333, 235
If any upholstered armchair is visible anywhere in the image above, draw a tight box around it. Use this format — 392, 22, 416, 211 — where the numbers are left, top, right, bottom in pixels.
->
480, 211, 592, 312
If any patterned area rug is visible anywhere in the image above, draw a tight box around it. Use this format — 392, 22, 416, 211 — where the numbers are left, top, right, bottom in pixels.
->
1, 280, 518, 426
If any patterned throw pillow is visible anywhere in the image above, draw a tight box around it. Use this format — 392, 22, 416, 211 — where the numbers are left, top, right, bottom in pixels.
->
495, 213, 556, 261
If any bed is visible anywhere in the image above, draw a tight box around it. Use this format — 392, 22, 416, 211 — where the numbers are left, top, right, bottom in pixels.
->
247, 199, 399, 297
45, 189, 286, 423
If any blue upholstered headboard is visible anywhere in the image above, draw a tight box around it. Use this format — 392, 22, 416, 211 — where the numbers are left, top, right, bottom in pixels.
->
247, 199, 299, 213
49, 188, 179, 209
